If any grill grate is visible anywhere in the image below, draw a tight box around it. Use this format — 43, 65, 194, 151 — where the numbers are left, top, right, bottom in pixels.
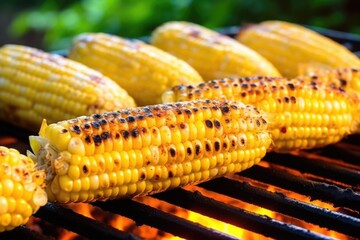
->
0, 26, 360, 240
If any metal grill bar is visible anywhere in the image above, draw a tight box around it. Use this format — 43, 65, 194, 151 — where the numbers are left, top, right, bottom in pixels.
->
199, 177, 360, 238
34, 203, 141, 240
0, 226, 55, 240
265, 152, 360, 186
93, 199, 239, 240
154, 188, 333, 240
239, 165, 360, 211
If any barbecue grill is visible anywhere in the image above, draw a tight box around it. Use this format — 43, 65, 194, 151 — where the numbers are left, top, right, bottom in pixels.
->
0, 26, 359, 240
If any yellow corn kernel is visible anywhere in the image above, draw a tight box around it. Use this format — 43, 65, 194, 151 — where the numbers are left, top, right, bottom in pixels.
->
151, 21, 281, 81
29, 99, 271, 203
236, 21, 360, 78
0, 146, 47, 232
68, 33, 203, 106
0, 44, 136, 131
163, 76, 360, 152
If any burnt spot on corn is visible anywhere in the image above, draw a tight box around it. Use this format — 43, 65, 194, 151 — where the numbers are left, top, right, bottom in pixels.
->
84, 135, 92, 144
169, 147, 176, 158
214, 120, 221, 129
93, 113, 102, 120
221, 106, 230, 114
82, 123, 91, 130
60, 129, 68, 133
284, 97, 290, 103
115, 133, 120, 139
131, 129, 139, 138
195, 144, 201, 156
101, 132, 110, 140
214, 141, 220, 152
186, 147, 192, 156
91, 121, 100, 129
240, 137, 246, 146
126, 116, 136, 123
168, 171, 174, 178
99, 119, 107, 126
122, 130, 130, 139
290, 96, 296, 104
256, 119, 261, 127
241, 92, 247, 97
93, 135, 102, 146
179, 123, 186, 129
287, 83, 295, 90
140, 171, 146, 180
280, 126, 287, 133
205, 120, 213, 128
205, 142, 211, 152
70, 125, 81, 134
82, 165, 89, 174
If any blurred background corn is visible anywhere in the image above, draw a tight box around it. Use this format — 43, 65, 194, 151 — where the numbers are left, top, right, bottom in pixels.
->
0, 44, 136, 132
162, 76, 360, 152
68, 33, 203, 106
0, 146, 47, 232
28, 99, 271, 203
236, 20, 360, 78
151, 21, 281, 81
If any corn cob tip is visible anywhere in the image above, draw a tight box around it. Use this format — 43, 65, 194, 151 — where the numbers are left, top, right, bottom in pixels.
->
0, 146, 47, 232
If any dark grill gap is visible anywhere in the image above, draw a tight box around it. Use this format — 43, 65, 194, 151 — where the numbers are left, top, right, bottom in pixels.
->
0, 26, 360, 239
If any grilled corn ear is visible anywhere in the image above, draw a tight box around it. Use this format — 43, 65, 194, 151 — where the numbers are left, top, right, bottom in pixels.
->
28, 99, 271, 203
68, 33, 203, 106
151, 21, 281, 80
0, 44, 136, 131
0, 146, 47, 232
236, 21, 360, 78
163, 77, 360, 152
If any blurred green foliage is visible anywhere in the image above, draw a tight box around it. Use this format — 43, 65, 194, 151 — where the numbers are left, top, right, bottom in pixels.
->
7, 0, 360, 50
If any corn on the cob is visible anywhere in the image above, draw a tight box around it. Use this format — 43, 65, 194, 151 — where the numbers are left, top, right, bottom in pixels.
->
236, 20, 360, 78
162, 77, 360, 152
0, 44, 136, 131
150, 21, 281, 81
0, 146, 47, 232
28, 99, 271, 203
68, 33, 203, 106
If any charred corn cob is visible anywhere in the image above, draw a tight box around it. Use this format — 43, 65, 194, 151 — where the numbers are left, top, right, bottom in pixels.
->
163, 77, 360, 152
150, 21, 281, 81
0, 146, 47, 232
236, 20, 360, 78
28, 99, 271, 203
0, 44, 136, 131
68, 33, 203, 106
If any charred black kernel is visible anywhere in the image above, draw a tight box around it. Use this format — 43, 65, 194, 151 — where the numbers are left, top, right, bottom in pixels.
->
195, 144, 201, 155
100, 132, 110, 141
109, 119, 115, 124
169, 148, 176, 158
284, 97, 290, 103
118, 118, 126, 123
221, 106, 230, 114
290, 96, 296, 103
277, 98, 282, 103
250, 83, 257, 88
192, 107, 199, 112
225, 118, 230, 124
214, 141, 220, 151
212, 105, 219, 110
154, 174, 160, 181
311, 75, 318, 80
143, 107, 151, 113
231, 139, 236, 147
146, 114, 154, 118
136, 115, 145, 120
131, 129, 139, 138
82, 165, 89, 174
214, 120, 221, 129
241, 83, 249, 89
184, 109, 192, 116
339, 79, 347, 87
213, 85, 220, 89
230, 104, 238, 110
115, 133, 121, 139
84, 135, 92, 144
240, 138, 246, 145
168, 171, 174, 178
241, 92, 247, 97
140, 172, 146, 180
93, 135, 102, 146
99, 119, 107, 125
205, 120, 213, 128
126, 116, 136, 123
60, 129, 68, 133
280, 126, 287, 133
146, 160, 151, 165
93, 113, 102, 120
122, 130, 130, 139
287, 83, 295, 90
152, 128, 158, 134
179, 123, 186, 129
91, 121, 100, 129
70, 125, 81, 134
222, 142, 228, 149
256, 119, 261, 127
187, 147, 192, 155
205, 142, 211, 152
262, 118, 267, 124
175, 109, 182, 115
141, 127, 148, 134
